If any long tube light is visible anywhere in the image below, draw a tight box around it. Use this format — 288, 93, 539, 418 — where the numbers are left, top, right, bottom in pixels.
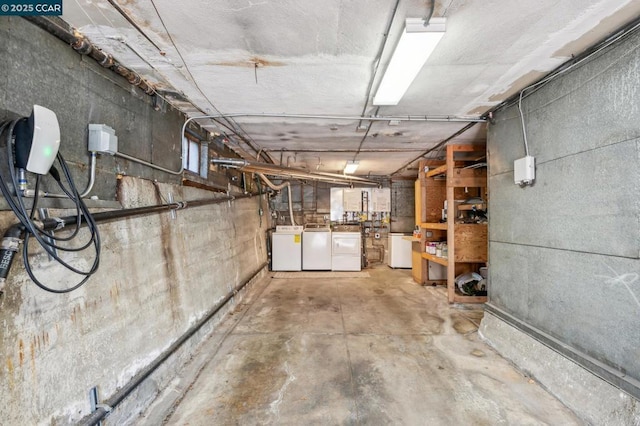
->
373, 17, 446, 106
343, 160, 359, 174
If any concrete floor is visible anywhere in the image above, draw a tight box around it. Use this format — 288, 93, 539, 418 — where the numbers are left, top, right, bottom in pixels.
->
140, 266, 581, 425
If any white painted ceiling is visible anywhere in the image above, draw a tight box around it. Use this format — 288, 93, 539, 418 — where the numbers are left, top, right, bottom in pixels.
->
62, 0, 640, 178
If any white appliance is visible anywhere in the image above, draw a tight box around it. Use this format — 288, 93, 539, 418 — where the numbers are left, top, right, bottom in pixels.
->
272, 226, 303, 271
331, 232, 361, 271
302, 227, 332, 270
388, 233, 412, 268
428, 262, 447, 280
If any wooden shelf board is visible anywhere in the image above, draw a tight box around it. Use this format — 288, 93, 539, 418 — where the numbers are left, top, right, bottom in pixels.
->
420, 222, 447, 230
449, 144, 486, 153
447, 168, 487, 188
452, 294, 487, 304
426, 165, 447, 177
421, 252, 449, 266
452, 257, 488, 263
454, 222, 488, 228
457, 204, 487, 211
402, 236, 420, 242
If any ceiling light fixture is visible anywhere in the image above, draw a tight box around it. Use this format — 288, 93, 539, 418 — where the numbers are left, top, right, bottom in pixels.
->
373, 17, 446, 106
344, 160, 359, 174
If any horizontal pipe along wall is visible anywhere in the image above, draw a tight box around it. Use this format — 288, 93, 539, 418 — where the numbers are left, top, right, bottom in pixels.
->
0, 17, 269, 424
480, 25, 640, 424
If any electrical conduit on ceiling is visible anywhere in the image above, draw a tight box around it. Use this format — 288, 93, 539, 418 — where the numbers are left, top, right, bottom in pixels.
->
256, 173, 295, 226
27, 16, 488, 180
183, 113, 485, 126
389, 122, 479, 176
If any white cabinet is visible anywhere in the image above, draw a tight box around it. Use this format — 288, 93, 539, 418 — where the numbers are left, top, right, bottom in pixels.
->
388, 233, 412, 268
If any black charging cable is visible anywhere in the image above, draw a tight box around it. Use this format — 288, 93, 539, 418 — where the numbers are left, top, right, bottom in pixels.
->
0, 118, 100, 293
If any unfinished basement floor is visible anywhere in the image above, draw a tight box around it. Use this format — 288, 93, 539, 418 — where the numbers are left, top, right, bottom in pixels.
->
139, 266, 580, 425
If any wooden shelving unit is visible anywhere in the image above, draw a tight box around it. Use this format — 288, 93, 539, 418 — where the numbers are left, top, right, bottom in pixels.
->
420, 222, 447, 230
413, 159, 447, 286
425, 164, 447, 177
416, 144, 488, 303
421, 252, 448, 267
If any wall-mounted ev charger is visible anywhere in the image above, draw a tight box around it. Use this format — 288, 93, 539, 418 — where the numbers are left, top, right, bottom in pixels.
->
514, 155, 535, 186
0, 105, 101, 294
13, 105, 60, 175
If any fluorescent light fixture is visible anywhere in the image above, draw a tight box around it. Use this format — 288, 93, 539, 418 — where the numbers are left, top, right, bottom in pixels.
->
344, 160, 359, 174
373, 17, 446, 106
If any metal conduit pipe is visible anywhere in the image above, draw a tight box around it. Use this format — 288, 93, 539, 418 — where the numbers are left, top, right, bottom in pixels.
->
211, 158, 380, 186
182, 115, 485, 139
23, 152, 98, 199
114, 151, 183, 175
389, 122, 479, 176
79, 152, 97, 198
78, 260, 269, 426
49, 194, 252, 230
211, 158, 248, 168
0, 194, 255, 288
257, 173, 296, 226
25, 17, 187, 176
24, 17, 156, 95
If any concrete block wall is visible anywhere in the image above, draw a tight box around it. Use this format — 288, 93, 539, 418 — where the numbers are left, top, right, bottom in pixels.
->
390, 179, 415, 233
0, 18, 185, 197
481, 26, 640, 423
0, 17, 269, 424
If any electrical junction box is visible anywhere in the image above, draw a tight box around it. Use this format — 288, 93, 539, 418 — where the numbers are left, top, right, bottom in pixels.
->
88, 124, 118, 155
514, 155, 535, 186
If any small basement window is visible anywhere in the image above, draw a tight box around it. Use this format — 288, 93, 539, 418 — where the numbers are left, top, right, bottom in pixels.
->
182, 134, 208, 178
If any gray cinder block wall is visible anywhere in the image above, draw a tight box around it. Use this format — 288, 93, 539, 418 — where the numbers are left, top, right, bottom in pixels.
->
480, 26, 640, 424
0, 18, 268, 424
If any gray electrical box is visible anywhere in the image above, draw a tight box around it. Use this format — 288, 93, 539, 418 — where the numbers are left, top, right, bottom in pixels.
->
88, 124, 118, 155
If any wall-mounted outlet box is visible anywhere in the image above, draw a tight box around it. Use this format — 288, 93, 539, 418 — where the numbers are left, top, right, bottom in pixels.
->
514, 155, 535, 186
88, 124, 118, 155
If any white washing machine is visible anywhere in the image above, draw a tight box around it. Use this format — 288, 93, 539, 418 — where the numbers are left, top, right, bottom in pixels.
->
302, 227, 332, 270
331, 232, 362, 271
272, 226, 303, 271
